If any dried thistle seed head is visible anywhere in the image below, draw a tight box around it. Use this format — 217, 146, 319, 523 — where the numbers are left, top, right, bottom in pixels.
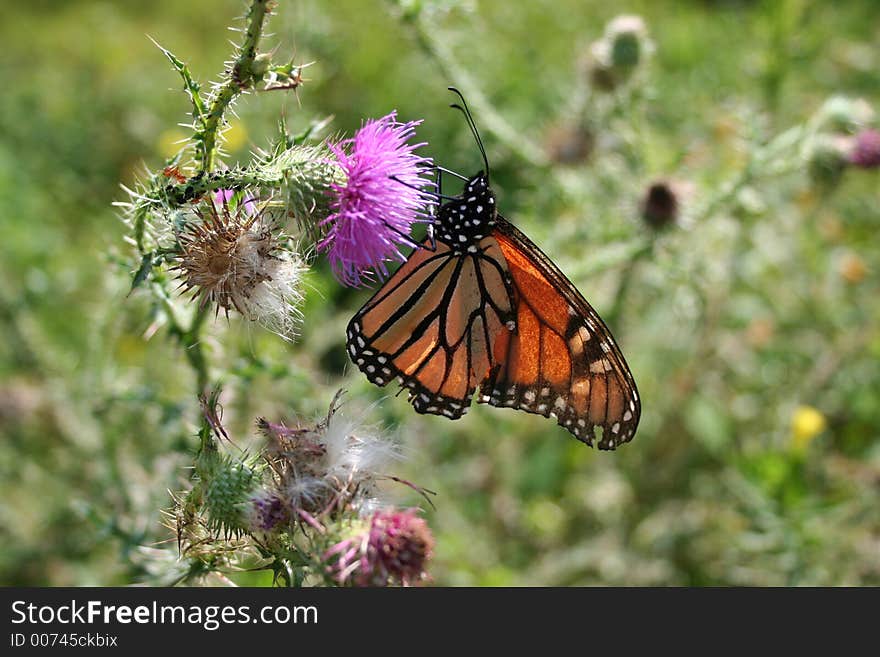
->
258, 393, 403, 520
173, 194, 307, 340
544, 122, 595, 166
175, 200, 274, 309
640, 180, 680, 230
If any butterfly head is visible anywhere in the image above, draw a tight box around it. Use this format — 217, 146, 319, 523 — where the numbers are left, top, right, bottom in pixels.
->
434, 171, 497, 251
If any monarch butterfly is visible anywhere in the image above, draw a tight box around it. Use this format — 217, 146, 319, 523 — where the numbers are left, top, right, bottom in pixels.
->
346, 89, 640, 449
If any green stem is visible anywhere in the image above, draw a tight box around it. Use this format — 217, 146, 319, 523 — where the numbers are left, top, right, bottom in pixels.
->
197, 0, 271, 173
184, 303, 212, 394
398, 4, 548, 168
606, 239, 654, 328
160, 169, 284, 206
152, 281, 211, 394
694, 123, 805, 225
172, 0, 278, 395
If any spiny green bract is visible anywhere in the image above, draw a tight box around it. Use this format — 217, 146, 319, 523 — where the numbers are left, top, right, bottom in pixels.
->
200, 455, 262, 535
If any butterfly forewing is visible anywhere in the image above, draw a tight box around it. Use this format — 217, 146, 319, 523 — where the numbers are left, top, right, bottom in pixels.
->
347, 234, 514, 420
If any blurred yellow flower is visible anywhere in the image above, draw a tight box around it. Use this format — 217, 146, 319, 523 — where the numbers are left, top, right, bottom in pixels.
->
222, 120, 248, 153
156, 128, 188, 159
791, 405, 827, 450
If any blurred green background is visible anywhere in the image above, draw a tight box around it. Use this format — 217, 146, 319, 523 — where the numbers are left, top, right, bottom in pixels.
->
1, 0, 878, 586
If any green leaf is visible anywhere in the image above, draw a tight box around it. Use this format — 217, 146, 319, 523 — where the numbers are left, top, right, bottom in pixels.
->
128, 252, 154, 295
148, 36, 206, 123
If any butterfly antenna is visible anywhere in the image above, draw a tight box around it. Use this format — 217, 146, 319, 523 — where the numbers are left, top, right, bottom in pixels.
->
448, 87, 490, 181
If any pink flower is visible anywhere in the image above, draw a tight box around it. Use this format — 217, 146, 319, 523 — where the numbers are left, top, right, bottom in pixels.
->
849, 129, 880, 169
324, 508, 434, 586
213, 188, 257, 215
319, 113, 434, 287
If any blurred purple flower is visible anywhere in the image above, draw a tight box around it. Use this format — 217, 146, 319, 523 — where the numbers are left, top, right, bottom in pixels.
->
324, 508, 434, 586
246, 490, 287, 533
849, 129, 880, 169
318, 112, 434, 287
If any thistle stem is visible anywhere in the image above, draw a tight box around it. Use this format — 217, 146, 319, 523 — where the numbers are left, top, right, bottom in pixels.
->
184, 303, 212, 393
397, 4, 548, 168
176, 0, 274, 394
152, 281, 211, 394
197, 0, 271, 173
606, 239, 654, 329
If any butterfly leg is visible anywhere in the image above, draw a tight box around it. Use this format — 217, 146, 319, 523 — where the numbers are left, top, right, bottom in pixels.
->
433, 165, 470, 182
389, 174, 458, 201
426, 166, 441, 251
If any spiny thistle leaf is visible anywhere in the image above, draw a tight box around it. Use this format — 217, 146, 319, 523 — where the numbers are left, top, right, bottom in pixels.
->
129, 252, 155, 294
148, 36, 206, 124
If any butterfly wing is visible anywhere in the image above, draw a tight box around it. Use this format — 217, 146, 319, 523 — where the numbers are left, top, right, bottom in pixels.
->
347, 237, 515, 419
477, 216, 641, 449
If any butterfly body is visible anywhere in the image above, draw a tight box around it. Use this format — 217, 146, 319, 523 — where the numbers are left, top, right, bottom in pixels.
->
433, 172, 497, 251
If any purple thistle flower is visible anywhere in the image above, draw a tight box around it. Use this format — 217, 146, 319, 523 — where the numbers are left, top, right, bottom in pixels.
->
319, 112, 434, 287
324, 508, 434, 586
849, 129, 880, 169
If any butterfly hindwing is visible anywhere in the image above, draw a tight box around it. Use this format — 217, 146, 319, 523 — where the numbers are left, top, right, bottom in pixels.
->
477, 217, 640, 449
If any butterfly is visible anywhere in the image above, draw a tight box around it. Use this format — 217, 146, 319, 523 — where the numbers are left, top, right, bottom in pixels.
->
346, 89, 640, 449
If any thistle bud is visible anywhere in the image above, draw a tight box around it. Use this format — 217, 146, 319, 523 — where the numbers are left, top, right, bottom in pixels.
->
203, 457, 259, 534
605, 15, 650, 73
813, 96, 875, 135
251, 53, 272, 80
324, 508, 434, 586
804, 134, 850, 189
583, 15, 653, 92
246, 489, 288, 533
